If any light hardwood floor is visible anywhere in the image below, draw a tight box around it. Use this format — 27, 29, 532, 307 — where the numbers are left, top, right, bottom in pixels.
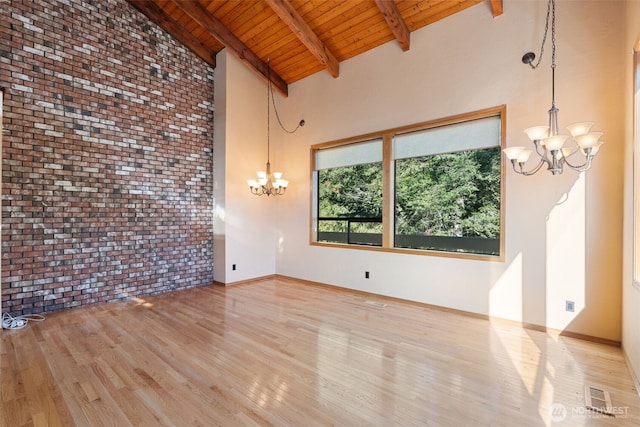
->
1, 276, 639, 426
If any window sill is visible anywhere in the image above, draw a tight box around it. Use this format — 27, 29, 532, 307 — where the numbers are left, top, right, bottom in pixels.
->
310, 241, 504, 262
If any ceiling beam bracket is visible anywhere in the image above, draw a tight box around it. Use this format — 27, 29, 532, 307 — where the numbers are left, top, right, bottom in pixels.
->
374, 0, 410, 52
490, 0, 504, 17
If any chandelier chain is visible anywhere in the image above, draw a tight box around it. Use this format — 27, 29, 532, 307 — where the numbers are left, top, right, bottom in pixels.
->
550, 0, 556, 69
527, 0, 554, 70
269, 81, 302, 134
267, 61, 271, 163
550, 0, 556, 106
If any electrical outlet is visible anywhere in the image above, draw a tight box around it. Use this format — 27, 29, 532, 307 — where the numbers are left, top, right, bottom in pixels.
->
566, 300, 575, 312
365, 271, 369, 279
232, 264, 236, 271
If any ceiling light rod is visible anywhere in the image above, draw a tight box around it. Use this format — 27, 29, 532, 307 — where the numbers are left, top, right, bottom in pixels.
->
248, 60, 304, 196
504, 0, 604, 176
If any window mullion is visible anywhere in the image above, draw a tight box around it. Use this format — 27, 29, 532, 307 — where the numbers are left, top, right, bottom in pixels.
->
382, 133, 394, 248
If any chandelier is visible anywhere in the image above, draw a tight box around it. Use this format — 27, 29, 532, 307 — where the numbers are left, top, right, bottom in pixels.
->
248, 61, 304, 196
504, 0, 604, 176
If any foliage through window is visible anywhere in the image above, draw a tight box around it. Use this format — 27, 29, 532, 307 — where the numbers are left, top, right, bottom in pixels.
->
316, 139, 383, 246
312, 107, 505, 260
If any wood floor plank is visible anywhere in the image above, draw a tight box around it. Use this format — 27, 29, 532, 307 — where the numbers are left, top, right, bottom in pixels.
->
1, 276, 639, 426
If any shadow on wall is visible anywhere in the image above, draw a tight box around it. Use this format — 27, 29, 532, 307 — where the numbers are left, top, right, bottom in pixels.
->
493, 164, 618, 343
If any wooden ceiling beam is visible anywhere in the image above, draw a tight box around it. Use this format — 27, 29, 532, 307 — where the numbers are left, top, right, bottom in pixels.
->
175, 0, 289, 97
490, 0, 504, 17
373, 0, 410, 52
126, 0, 216, 68
264, 0, 339, 78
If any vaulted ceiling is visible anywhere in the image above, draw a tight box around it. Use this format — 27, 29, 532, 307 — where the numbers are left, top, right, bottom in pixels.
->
128, 0, 503, 96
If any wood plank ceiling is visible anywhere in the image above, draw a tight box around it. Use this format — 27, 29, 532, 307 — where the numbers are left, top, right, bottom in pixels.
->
128, 0, 503, 96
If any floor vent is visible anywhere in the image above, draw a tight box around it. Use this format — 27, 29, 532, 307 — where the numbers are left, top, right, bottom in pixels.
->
584, 385, 614, 416
364, 300, 387, 308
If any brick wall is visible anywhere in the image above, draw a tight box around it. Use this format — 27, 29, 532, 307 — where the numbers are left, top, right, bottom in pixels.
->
0, 0, 215, 315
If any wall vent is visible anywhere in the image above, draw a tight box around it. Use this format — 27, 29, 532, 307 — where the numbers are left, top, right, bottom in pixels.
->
584, 385, 614, 416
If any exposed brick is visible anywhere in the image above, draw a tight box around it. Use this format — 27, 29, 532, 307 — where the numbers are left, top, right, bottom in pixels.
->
1, 0, 214, 316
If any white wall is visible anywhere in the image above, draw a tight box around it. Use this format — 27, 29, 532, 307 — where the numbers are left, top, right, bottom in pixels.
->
623, 0, 640, 391
214, 52, 278, 283
218, 1, 626, 341
213, 56, 226, 283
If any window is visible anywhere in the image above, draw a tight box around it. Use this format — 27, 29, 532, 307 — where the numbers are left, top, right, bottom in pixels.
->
311, 106, 505, 260
316, 139, 383, 246
394, 116, 501, 255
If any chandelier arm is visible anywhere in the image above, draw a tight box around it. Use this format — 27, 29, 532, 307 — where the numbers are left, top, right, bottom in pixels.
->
561, 149, 580, 160
512, 158, 547, 176
531, 141, 557, 169
562, 155, 593, 172
532, 141, 551, 162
